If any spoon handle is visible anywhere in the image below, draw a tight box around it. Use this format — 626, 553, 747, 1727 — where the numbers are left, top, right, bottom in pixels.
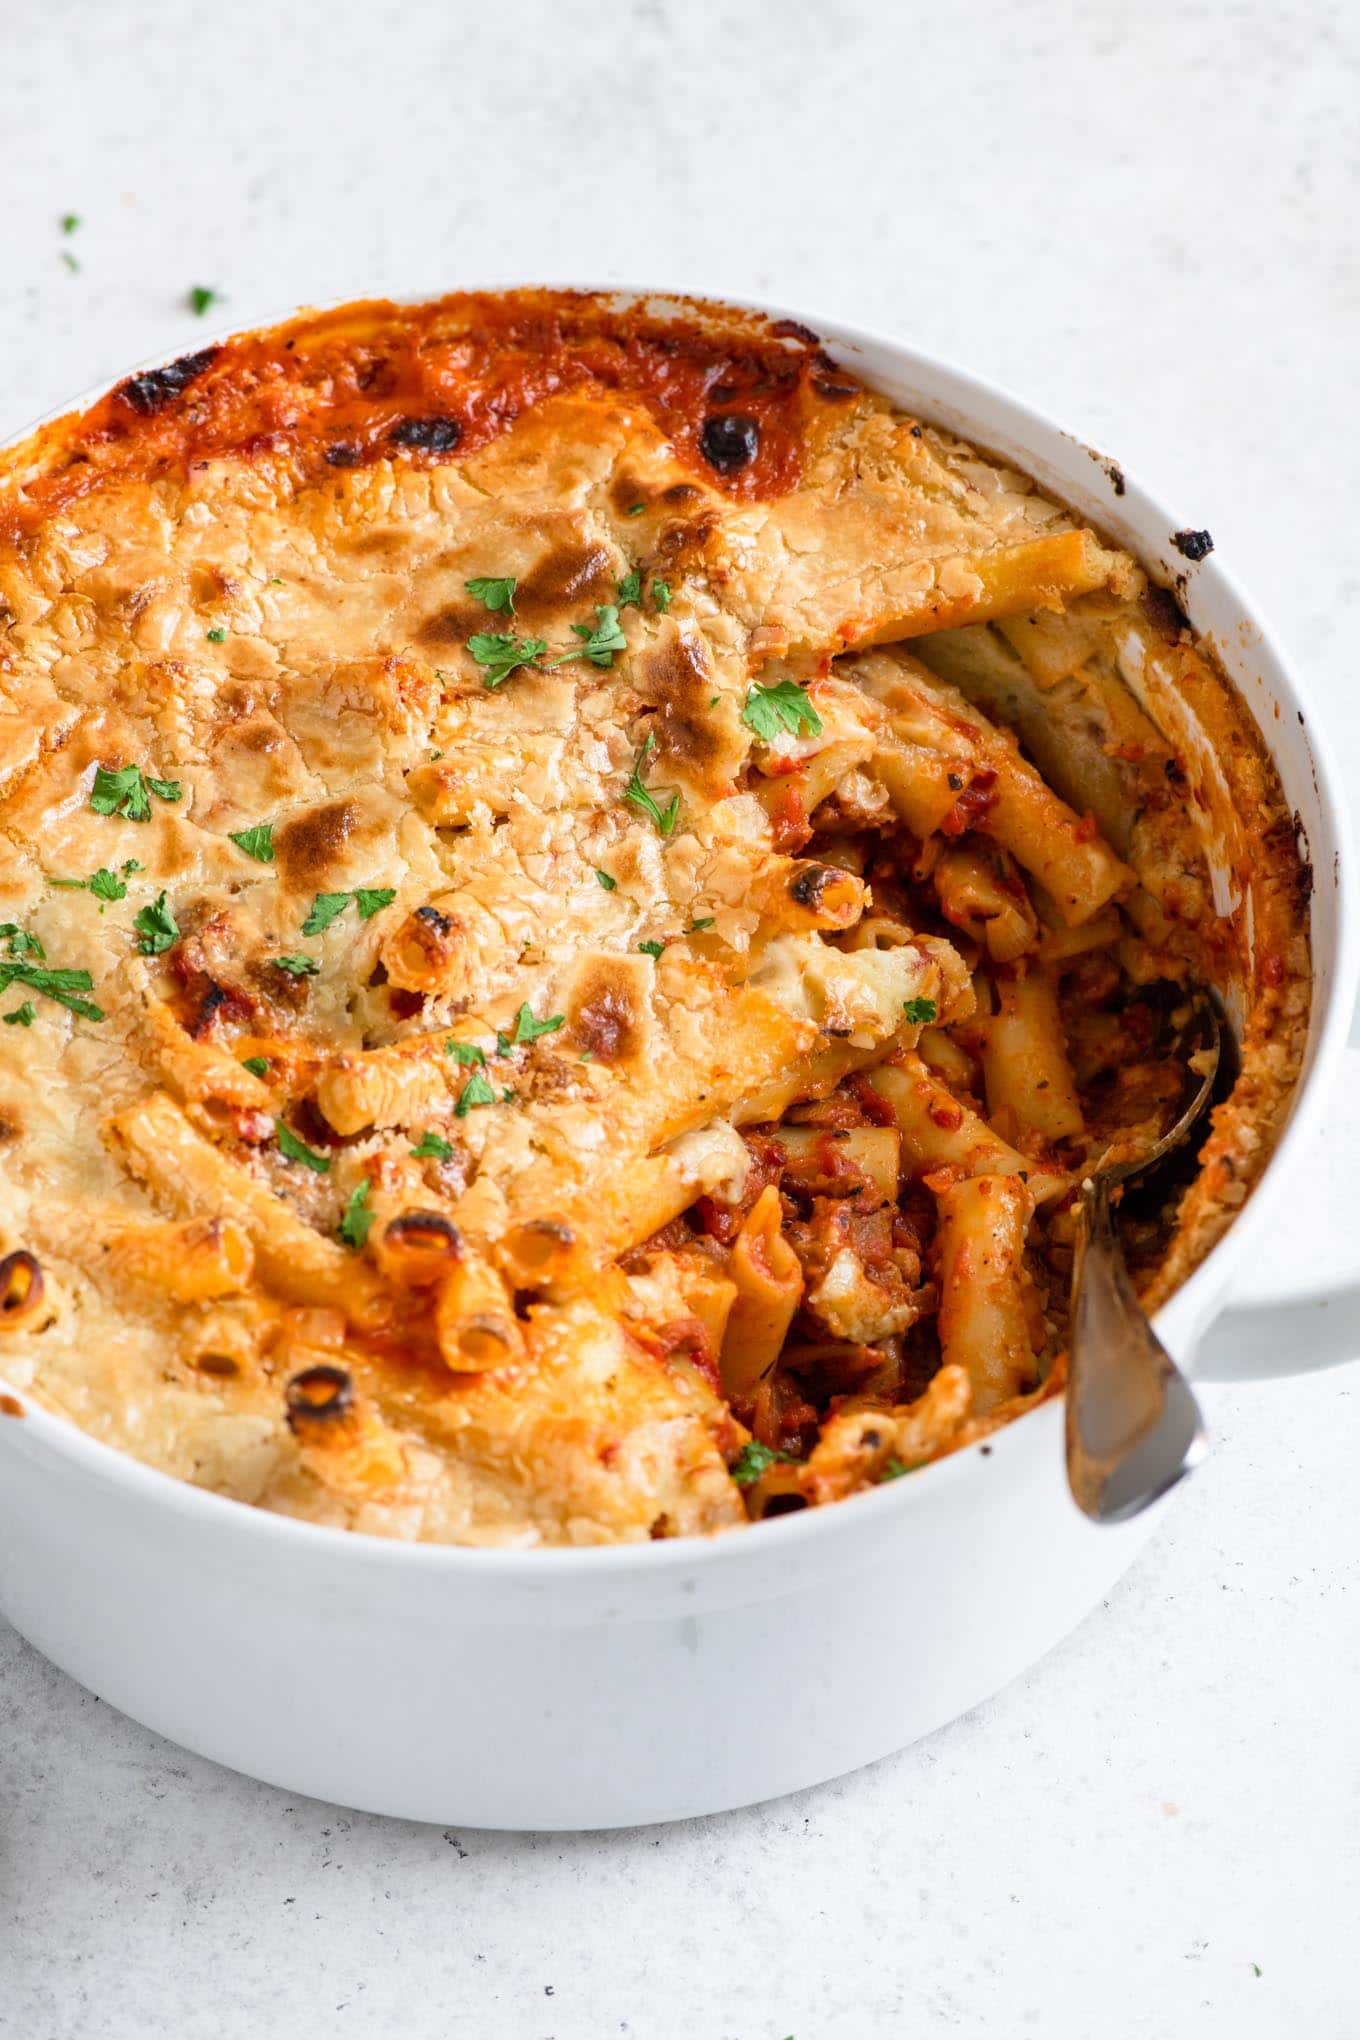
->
1066, 1174, 1208, 1523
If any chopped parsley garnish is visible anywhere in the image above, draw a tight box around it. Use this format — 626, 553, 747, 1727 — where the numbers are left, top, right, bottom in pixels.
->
546, 603, 628, 671
241, 1056, 270, 1078
626, 502, 646, 516
594, 869, 617, 891
298, 888, 395, 935
730, 1440, 797, 1487
0, 927, 103, 1021
206, 626, 227, 644
616, 569, 643, 609
465, 575, 517, 615
445, 1039, 486, 1067
709, 694, 721, 708
339, 1178, 374, 1249
689, 916, 715, 932
622, 732, 680, 837
637, 939, 666, 959
3, 1002, 35, 1027
510, 1003, 564, 1046
275, 1120, 330, 1173
301, 891, 352, 936
501, 1086, 515, 1103
880, 1457, 923, 1482
89, 763, 182, 823
133, 891, 179, 955
429, 749, 444, 761
652, 577, 672, 613
902, 996, 938, 1026
410, 1130, 454, 1161
741, 678, 823, 743
89, 866, 128, 903
188, 285, 221, 317
274, 953, 320, 976
468, 631, 546, 688
229, 822, 275, 863
50, 862, 136, 906
454, 1070, 497, 1117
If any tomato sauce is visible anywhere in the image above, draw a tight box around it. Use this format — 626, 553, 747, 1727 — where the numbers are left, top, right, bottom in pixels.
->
0, 290, 844, 546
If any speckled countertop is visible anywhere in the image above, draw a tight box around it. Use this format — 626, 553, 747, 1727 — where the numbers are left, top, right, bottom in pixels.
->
2, 3, 1359, 2035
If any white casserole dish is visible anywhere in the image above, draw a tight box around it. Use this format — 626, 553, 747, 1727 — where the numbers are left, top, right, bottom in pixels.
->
0, 289, 1353, 1829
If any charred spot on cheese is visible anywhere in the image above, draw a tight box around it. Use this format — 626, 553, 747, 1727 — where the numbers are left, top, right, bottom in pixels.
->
285, 1363, 353, 1430
382, 902, 463, 992
272, 801, 361, 889
788, 863, 861, 923
383, 1210, 463, 1285
325, 443, 361, 469
568, 955, 651, 1066
117, 347, 220, 417
700, 414, 760, 473
513, 538, 615, 623
390, 415, 462, 453
652, 509, 721, 574
636, 625, 742, 792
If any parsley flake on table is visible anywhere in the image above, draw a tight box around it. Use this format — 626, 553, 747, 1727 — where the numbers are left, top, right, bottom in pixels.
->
3, 1002, 35, 1027
229, 822, 275, 864
275, 1120, 330, 1173
339, 1178, 374, 1249
241, 1056, 270, 1078
301, 891, 352, 936
89, 763, 182, 823
445, 1039, 486, 1067
594, 869, 617, 891
622, 732, 680, 837
902, 996, 938, 1025
729, 1441, 797, 1487
274, 953, 320, 977
133, 891, 179, 955
740, 678, 823, 742
188, 285, 221, 317
454, 1070, 497, 1117
511, 1003, 565, 1046
354, 887, 396, 920
61, 213, 81, 235
465, 575, 517, 615
468, 631, 546, 688
616, 569, 643, 609
547, 603, 627, 670
410, 1130, 454, 1161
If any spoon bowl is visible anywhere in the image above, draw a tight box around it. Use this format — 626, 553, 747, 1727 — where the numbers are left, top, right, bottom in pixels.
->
1065, 993, 1223, 1523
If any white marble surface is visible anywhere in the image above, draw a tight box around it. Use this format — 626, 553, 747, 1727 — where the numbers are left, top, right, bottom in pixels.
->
3, 2, 1359, 2033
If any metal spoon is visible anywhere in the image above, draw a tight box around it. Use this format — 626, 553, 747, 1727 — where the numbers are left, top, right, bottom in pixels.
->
1065, 994, 1222, 1523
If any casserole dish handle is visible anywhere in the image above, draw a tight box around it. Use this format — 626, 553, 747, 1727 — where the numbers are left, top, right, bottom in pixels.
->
1195, 1039, 1360, 1381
